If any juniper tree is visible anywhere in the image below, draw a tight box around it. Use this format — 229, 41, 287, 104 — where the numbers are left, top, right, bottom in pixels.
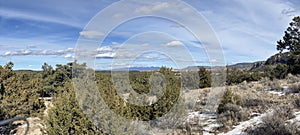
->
277, 16, 300, 54
277, 16, 300, 74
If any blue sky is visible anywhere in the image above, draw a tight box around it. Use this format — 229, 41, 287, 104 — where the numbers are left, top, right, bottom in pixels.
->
0, 0, 299, 70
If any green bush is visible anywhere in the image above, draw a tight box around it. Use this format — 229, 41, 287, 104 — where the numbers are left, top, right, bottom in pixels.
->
217, 89, 247, 130
198, 67, 211, 88
226, 67, 262, 85
241, 98, 264, 108
217, 89, 241, 114
218, 103, 249, 127
0, 62, 45, 121
288, 54, 300, 75
46, 83, 103, 135
0, 62, 46, 134
271, 64, 289, 79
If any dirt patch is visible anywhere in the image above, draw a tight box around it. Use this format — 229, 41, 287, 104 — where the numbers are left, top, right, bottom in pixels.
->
11, 97, 53, 135
11, 117, 45, 135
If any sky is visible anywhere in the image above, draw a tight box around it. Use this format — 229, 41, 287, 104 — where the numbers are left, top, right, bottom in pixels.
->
0, 0, 299, 70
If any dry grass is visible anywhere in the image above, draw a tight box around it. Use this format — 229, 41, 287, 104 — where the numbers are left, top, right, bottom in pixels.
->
289, 82, 300, 93
217, 104, 249, 129
287, 74, 300, 84
246, 106, 296, 135
180, 74, 300, 134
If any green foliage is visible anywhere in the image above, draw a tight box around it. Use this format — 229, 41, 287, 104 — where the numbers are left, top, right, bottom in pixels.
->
41, 62, 54, 78
0, 61, 15, 80
0, 62, 182, 134
4, 61, 14, 70
287, 53, 300, 75
84, 72, 137, 134
198, 67, 211, 88
0, 80, 4, 99
0, 61, 104, 134
277, 16, 300, 54
217, 89, 241, 114
0, 62, 45, 121
129, 71, 151, 94
226, 67, 262, 85
39, 62, 82, 97
271, 64, 289, 79
277, 16, 300, 75
97, 67, 181, 121
46, 82, 103, 135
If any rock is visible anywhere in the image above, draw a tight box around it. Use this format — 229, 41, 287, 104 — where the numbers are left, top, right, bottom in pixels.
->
11, 117, 45, 135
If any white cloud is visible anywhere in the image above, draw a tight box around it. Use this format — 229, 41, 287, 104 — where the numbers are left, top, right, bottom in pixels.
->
64, 54, 73, 58
95, 52, 116, 58
96, 46, 113, 52
79, 30, 105, 38
66, 48, 74, 51
2, 48, 74, 57
4, 51, 12, 56
135, 2, 171, 14
3, 50, 32, 56
209, 59, 217, 63
111, 42, 119, 45
164, 41, 184, 47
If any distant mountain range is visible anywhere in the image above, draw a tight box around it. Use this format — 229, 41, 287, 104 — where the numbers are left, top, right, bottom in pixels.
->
110, 66, 161, 71
182, 63, 254, 71
16, 52, 288, 72
120, 52, 289, 71
126, 66, 161, 71
112, 63, 256, 71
